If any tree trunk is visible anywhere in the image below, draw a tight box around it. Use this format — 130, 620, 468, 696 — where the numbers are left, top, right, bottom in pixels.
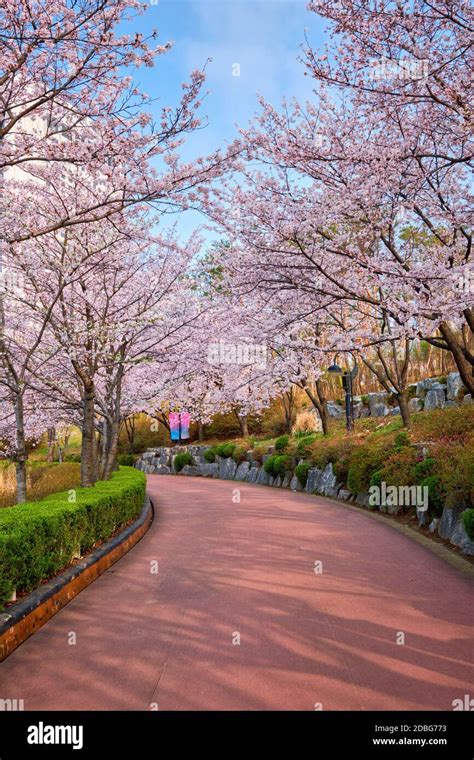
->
303, 383, 329, 435
397, 390, 411, 428
238, 415, 249, 438
47, 427, 56, 462
80, 382, 96, 487
103, 419, 120, 480
197, 420, 204, 442
14, 393, 27, 503
438, 321, 474, 395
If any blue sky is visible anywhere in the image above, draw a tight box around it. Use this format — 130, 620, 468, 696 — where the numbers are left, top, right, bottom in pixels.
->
124, 0, 327, 243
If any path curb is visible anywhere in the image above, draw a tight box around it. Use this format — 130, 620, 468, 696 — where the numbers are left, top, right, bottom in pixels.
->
0, 495, 154, 662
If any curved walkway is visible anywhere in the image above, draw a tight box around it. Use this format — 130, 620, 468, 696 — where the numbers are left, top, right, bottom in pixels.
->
0, 476, 472, 710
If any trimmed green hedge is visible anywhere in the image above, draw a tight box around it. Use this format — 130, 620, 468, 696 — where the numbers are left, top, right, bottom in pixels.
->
174, 452, 193, 472
0, 466, 146, 608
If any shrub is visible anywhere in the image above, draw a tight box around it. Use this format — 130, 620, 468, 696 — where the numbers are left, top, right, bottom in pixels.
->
275, 435, 289, 451
295, 462, 311, 488
370, 470, 384, 488
347, 442, 392, 494
204, 448, 216, 463
376, 446, 419, 487
117, 454, 136, 467
64, 454, 81, 463
232, 445, 247, 463
462, 509, 474, 540
215, 443, 236, 458
0, 467, 146, 608
421, 475, 445, 517
174, 452, 193, 472
414, 457, 437, 482
296, 434, 319, 457
393, 431, 411, 450
264, 454, 292, 478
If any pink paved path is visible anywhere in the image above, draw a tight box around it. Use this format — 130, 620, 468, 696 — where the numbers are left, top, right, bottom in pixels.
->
0, 476, 472, 710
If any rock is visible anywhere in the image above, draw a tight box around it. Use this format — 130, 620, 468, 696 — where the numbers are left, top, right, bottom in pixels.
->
257, 468, 271, 486
320, 463, 338, 496
447, 372, 465, 400
352, 401, 363, 419
262, 453, 271, 463
462, 393, 472, 405
408, 397, 423, 412
424, 388, 445, 411
390, 406, 400, 416
355, 492, 369, 507
359, 406, 370, 418
429, 518, 439, 533
372, 403, 389, 417
415, 378, 432, 398
368, 392, 389, 416
438, 504, 465, 540
290, 475, 302, 491
450, 513, 474, 555
327, 401, 344, 419
234, 461, 250, 481
445, 400, 457, 408
180, 465, 198, 476
338, 489, 352, 501
245, 451, 255, 462
326, 484, 341, 499
219, 457, 237, 480
416, 505, 428, 526
305, 467, 323, 494
154, 464, 171, 475
273, 475, 282, 488
199, 463, 219, 478
246, 467, 260, 484
281, 473, 291, 489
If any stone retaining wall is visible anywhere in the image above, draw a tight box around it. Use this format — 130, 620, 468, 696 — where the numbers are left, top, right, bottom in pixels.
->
327, 371, 472, 419
136, 446, 474, 556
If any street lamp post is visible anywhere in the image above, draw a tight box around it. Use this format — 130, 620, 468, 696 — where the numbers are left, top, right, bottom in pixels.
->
327, 354, 358, 433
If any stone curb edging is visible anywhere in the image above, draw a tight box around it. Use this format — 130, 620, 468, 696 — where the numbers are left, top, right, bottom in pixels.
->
0, 495, 154, 662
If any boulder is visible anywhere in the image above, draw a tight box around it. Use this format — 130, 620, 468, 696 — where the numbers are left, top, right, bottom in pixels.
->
338, 489, 352, 501
356, 492, 369, 507
447, 372, 465, 401
462, 394, 473, 405
273, 475, 282, 488
416, 505, 428, 526
199, 462, 219, 478
290, 475, 303, 491
180, 465, 198, 476
408, 397, 423, 412
390, 406, 400, 416
305, 467, 323, 494
428, 518, 439, 533
352, 401, 363, 419
246, 467, 260, 484
423, 388, 445, 411
368, 392, 389, 416
438, 504, 466, 540
234, 461, 250, 481
372, 403, 390, 417
320, 463, 338, 496
450, 512, 474, 555
257, 468, 271, 486
154, 464, 171, 475
281, 473, 292, 489
219, 457, 237, 480
359, 406, 371, 418
327, 401, 344, 419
